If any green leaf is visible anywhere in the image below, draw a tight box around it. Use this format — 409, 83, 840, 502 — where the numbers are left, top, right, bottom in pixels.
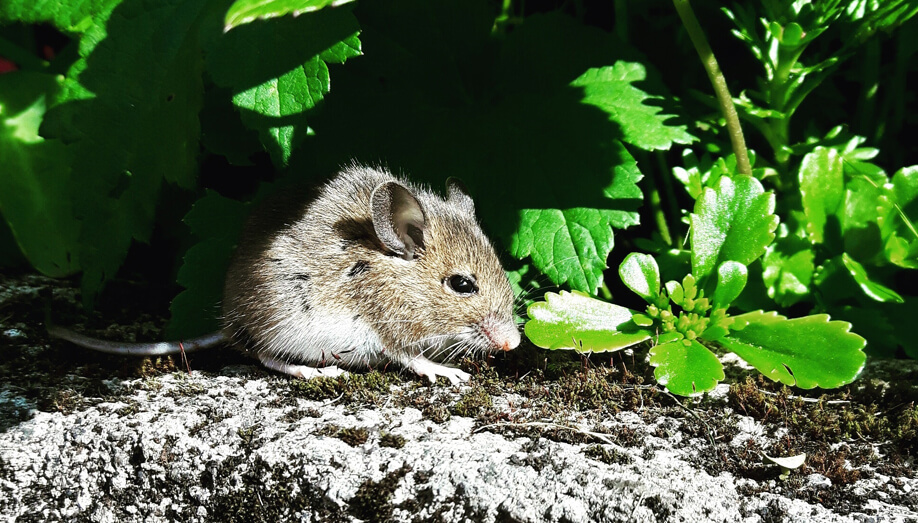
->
649, 339, 724, 396
713, 261, 747, 308
510, 152, 642, 293
40, 0, 209, 304
799, 147, 845, 244
224, 0, 356, 32
721, 311, 867, 389
840, 253, 904, 303
0, 71, 79, 277
690, 175, 778, 289
572, 63, 694, 151
206, 7, 361, 167
167, 191, 250, 338
880, 166, 918, 268
762, 233, 815, 307
0, 0, 121, 34
619, 253, 661, 303
525, 291, 652, 353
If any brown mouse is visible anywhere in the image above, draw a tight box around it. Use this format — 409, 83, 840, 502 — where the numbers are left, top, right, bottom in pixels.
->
50, 164, 521, 384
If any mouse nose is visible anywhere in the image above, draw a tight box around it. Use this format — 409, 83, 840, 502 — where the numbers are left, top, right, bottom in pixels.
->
482, 314, 521, 352
501, 328, 521, 351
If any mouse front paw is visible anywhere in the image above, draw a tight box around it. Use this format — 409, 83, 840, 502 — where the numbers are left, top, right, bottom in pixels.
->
407, 357, 470, 385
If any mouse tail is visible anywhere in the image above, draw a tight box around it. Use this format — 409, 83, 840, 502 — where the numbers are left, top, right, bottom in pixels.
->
47, 325, 227, 356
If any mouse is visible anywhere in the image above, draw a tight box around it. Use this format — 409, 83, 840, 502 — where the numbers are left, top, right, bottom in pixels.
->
49, 164, 522, 385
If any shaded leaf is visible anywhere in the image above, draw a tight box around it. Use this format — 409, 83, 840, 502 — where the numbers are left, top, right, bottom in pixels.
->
762, 233, 815, 307
0, 72, 79, 277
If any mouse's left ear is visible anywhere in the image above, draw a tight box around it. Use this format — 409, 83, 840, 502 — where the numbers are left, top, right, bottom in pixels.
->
371, 181, 427, 260
446, 177, 476, 216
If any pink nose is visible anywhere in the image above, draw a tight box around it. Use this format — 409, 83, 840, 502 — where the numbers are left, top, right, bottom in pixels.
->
483, 316, 521, 351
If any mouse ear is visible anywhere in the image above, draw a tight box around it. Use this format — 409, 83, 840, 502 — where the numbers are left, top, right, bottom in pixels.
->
446, 177, 476, 216
371, 181, 427, 260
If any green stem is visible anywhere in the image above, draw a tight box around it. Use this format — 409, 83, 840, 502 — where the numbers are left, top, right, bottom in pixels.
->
673, 0, 752, 176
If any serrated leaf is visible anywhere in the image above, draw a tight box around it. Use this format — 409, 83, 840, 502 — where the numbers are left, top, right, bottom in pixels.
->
224, 0, 356, 32
207, 8, 360, 167
39, 0, 209, 304
799, 147, 845, 244
0, 72, 79, 277
572, 63, 694, 151
720, 311, 867, 389
619, 253, 660, 302
690, 175, 778, 289
0, 0, 121, 34
525, 291, 651, 353
713, 261, 747, 308
649, 338, 724, 396
762, 233, 815, 307
510, 154, 642, 293
840, 253, 903, 303
880, 166, 918, 268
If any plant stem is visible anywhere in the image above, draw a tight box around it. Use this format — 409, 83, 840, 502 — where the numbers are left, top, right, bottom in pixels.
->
673, 0, 752, 176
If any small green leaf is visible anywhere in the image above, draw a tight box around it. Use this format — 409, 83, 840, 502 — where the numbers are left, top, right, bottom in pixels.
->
649, 338, 724, 396
525, 291, 652, 353
665, 280, 684, 306
713, 261, 747, 308
619, 253, 661, 302
781, 23, 804, 46
572, 63, 695, 151
799, 147, 844, 244
224, 0, 357, 32
691, 175, 778, 288
720, 311, 867, 389
840, 253, 904, 303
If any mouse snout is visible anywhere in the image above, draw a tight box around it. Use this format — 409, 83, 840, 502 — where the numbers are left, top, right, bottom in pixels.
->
481, 313, 521, 352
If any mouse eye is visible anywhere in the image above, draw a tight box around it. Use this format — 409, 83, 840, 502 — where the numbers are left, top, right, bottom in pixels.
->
445, 274, 478, 295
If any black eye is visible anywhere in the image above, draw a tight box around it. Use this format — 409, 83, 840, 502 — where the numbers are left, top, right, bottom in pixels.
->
445, 274, 478, 295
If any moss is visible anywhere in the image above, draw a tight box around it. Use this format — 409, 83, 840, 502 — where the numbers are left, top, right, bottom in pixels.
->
286, 370, 401, 404
450, 387, 493, 418
379, 432, 406, 449
349, 465, 412, 522
337, 427, 370, 447
583, 444, 632, 465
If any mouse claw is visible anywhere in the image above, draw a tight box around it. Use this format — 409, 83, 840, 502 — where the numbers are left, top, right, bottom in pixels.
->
408, 357, 470, 386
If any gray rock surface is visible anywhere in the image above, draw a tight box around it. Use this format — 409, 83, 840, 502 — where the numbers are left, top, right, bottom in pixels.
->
1, 274, 916, 522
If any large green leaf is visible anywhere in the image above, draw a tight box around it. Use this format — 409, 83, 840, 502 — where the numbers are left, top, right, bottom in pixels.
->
0, 72, 79, 277
224, 0, 357, 32
690, 175, 778, 289
39, 0, 209, 305
572, 63, 694, 151
720, 311, 867, 389
799, 147, 845, 244
649, 338, 725, 396
0, 0, 121, 34
525, 291, 651, 353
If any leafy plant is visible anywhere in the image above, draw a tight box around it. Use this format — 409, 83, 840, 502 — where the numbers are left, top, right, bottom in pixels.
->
527, 174, 867, 396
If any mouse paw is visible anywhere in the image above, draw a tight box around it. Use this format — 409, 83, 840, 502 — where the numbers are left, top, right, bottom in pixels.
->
408, 358, 470, 385
259, 354, 348, 379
